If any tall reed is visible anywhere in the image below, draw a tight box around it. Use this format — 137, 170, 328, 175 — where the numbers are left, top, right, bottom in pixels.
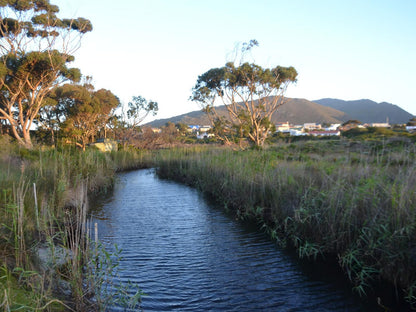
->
0, 139, 151, 310
154, 140, 416, 307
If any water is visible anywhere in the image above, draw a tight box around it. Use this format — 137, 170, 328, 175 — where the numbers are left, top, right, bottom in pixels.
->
92, 169, 380, 311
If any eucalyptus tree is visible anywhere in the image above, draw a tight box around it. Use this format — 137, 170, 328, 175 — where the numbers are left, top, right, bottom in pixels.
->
51, 83, 120, 150
191, 42, 297, 147
126, 95, 158, 128
115, 95, 159, 147
0, 0, 92, 148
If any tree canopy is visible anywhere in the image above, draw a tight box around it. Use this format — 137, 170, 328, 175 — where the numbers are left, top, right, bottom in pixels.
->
191, 53, 297, 147
192, 62, 297, 146
46, 83, 119, 150
0, 0, 92, 148
114, 95, 159, 148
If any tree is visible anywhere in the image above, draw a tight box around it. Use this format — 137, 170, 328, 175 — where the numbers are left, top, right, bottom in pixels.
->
340, 120, 362, 131
115, 95, 158, 148
51, 83, 119, 150
0, 0, 92, 148
407, 117, 416, 127
191, 40, 297, 148
126, 95, 158, 128
176, 122, 189, 136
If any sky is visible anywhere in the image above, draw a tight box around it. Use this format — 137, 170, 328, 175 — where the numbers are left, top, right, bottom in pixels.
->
53, 0, 416, 121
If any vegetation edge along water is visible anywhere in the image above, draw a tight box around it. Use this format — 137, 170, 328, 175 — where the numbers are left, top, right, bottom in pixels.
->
0, 136, 154, 311
153, 139, 416, 310
3, 136, 416, 310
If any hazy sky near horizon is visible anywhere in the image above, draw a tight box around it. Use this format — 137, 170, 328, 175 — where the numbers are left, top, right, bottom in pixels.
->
53, 0, 416, 120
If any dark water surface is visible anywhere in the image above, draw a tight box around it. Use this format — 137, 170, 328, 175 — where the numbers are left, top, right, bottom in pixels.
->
92, 169, 380, 311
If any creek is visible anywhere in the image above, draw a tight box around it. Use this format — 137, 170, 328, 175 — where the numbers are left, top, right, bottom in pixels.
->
91, 169, 380, 311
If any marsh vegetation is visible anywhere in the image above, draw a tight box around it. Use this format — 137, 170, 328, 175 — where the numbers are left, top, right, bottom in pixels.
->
154, 138, 416, 308
0, 137, 152, 310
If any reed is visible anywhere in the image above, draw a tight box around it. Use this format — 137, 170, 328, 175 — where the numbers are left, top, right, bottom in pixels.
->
154, 140, 416, 307
0, 139, 151, 310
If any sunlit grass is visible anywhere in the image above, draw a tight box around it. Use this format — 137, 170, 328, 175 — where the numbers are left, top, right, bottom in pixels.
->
154, 139, 416, 306
0, 139, 152, 310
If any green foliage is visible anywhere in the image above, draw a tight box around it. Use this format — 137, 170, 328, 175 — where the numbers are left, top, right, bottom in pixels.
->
0, 0, 92, 148
407, 117, 416, 126
342, 127, 397, 139
191, 40, 297, 148
153, 140, 416, 306
126, 95, 158, 127
0, 143, 154, 310
341, 119, 362, 126
88, 243, 143, 311
45, 83, 120, 150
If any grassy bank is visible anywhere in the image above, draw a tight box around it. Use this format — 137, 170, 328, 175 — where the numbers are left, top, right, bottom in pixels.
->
0, 136, 153, 311
154, 139, 416, 308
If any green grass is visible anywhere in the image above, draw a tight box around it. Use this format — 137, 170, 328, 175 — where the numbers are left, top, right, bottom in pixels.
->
153, 139, 416, 307
3, 134, 415, 308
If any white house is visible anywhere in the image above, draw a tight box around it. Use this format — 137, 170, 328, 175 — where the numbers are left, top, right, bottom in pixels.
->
308, 130, 340, 136
368, 123, 390, 128
276, 122, 290, 132
325, 124, 341, 131
289, 129, 308, 136
303, 123, 321, 130
199, 125, 212, 133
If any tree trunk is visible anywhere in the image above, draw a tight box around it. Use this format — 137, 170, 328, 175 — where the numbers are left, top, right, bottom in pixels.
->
22, 127, 33, 149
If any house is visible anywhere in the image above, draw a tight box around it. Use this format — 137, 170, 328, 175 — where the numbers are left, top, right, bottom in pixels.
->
199, 125, 212, 133
289, 129, 307, 136
308, 130, 340, 137
303, 123, 321, 130
325, 124, 341, 131
276, 122, 290, 132
368, 123, 390, 128
188, 125, 200, 132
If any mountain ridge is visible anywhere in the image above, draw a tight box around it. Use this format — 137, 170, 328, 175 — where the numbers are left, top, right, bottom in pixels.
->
313, 98, 413, 124
147, 98, 413, 128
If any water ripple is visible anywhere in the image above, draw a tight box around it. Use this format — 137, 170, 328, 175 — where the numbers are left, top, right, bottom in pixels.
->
92, 169, 378, 311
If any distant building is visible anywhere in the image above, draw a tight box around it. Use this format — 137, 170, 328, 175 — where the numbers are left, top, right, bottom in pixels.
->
368, 123, 390, 128
199, 125, 212, 133
276, 122, 290, 132
308, 130, 340, 136
289, 129, 307, 136
325, 124, 341, 131
303, 123, 321, 130
188, 125, 200, 132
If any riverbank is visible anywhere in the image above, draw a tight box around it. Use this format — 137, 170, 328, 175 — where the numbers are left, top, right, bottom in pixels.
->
154, 139, 416, 309
3, 136, 416, 309
0, 136, 153, 311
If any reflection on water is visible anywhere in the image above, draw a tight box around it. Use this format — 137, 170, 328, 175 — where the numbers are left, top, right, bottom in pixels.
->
92, 169, 379, 311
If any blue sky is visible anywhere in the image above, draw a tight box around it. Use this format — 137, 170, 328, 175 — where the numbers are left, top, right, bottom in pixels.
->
54, 0, 416, 120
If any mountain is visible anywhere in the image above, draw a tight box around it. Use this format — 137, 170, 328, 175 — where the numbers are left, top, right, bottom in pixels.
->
147, 98, 349, 128
147, 98, 413, 128
314, 98, 413, 124
273, 98, 348, 124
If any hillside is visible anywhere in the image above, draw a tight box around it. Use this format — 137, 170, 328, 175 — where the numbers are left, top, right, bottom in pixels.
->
147, 97, 413, 128
314, 98, 413, 124
147, 98, 349, 127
